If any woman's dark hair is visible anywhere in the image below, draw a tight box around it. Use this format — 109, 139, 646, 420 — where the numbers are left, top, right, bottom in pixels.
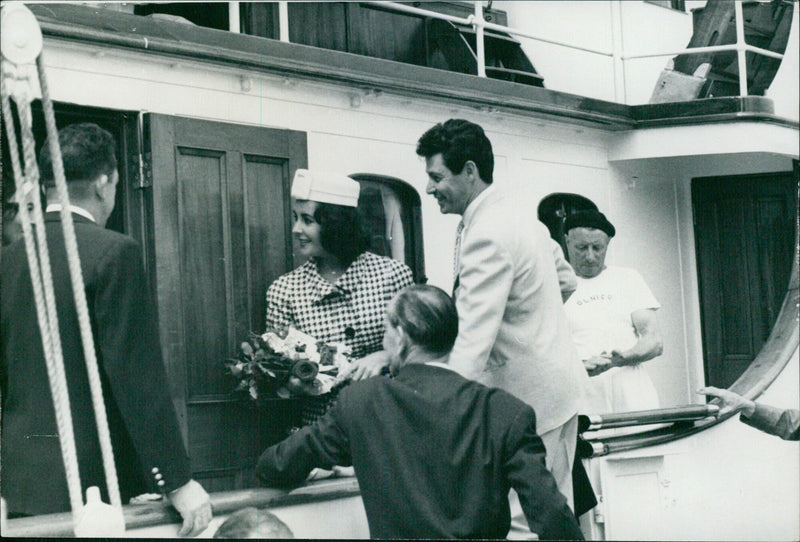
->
388, 285, 458, 356
314, 202, 370, 266
416, 118, 494, 184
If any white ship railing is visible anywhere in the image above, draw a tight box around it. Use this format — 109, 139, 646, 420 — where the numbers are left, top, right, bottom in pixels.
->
227, 1, 787, 102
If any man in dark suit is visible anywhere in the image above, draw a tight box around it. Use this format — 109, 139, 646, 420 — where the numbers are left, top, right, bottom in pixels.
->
0, 123, 211, 536
258, 284, 583, 540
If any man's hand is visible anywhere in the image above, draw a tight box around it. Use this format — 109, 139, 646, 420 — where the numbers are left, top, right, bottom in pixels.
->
610, 350, 627, 368
697, 386, 756, 417
583, 355, 613, 377
339, 350, 390, 382
168, 479, 212, 537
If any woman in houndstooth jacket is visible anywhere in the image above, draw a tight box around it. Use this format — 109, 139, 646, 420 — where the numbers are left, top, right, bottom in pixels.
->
266, 169, 413, 423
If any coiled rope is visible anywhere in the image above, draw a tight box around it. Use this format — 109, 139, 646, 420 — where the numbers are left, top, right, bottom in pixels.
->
1, 75, 84, 517
1, 2, 122, 523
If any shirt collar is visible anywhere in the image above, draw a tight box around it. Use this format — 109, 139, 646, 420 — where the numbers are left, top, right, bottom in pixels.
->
46, 203, 97, 223
424, 360, 457, 373
461, 183, 494, 229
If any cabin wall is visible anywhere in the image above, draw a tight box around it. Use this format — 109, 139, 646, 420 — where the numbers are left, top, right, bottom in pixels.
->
585, 349, 800, 541
603, 167, 689, 406
608, 152, 797, 400
34, 29, 791, 417
38, 38, 614, 290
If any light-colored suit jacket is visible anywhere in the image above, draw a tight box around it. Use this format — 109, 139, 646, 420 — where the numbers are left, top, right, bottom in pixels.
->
450, 186, 588, 434
742, 404, 800, 441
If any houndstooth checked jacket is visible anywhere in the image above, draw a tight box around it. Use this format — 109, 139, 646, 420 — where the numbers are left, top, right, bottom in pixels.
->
266, 252, 413, 359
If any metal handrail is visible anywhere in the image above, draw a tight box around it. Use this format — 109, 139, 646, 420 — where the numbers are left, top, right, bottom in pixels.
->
356, 1, 786, 100
579, 404, 720, 433
222, 1, 789, 99
622, 43, 785, 61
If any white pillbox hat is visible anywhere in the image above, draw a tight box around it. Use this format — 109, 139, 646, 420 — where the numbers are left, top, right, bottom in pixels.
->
291, 169, 361, 208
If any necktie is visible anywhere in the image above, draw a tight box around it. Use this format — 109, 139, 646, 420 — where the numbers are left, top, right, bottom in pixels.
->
453, 220, 464, 295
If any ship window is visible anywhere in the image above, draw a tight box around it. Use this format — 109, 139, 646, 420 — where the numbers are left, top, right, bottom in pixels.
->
351, 174, 426, 284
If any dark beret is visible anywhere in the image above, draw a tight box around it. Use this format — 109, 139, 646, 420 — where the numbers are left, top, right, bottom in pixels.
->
564, 210, 615, 238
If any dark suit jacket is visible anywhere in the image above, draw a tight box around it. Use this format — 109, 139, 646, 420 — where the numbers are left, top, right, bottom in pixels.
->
258, 363, 583, 540
1, 212, 191, 515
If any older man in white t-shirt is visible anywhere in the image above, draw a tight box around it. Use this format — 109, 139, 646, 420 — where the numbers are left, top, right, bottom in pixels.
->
563, 210, 664, 414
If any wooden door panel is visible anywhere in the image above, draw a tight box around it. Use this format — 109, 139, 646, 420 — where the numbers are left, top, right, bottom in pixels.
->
147, 114, 307, 489
694, 204, 724, 384
244, 158, 291, 334
288, 2, 348, 52
176, 147, 231, 395
755, 196, 794, 337
346, 3, 427, 65
693, 173, 797, 388
715, 197, 758, 357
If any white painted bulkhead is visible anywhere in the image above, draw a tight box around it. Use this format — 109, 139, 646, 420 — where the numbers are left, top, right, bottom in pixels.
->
8, 3, 799, 537
38, 34, 796, 410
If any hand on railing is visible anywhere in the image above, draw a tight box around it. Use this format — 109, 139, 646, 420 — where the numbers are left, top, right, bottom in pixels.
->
168, 479, 213, 537
697, 386, 756, 418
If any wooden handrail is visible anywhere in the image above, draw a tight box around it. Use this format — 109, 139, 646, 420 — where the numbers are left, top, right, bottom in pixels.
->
1, 478, 361, 538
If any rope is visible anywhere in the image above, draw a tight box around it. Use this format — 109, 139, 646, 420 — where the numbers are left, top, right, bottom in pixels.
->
0, 79, 84, 516
38, 53, 122, 509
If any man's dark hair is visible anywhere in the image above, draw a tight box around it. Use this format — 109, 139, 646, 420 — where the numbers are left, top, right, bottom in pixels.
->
39, 123, 117, 187
314, 202, 370, 266
416, 119, 494, 184
388, 284, 458, 356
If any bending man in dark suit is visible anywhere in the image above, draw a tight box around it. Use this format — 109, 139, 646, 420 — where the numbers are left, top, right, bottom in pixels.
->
257, 284, 583, 540
0, 123, 211, 535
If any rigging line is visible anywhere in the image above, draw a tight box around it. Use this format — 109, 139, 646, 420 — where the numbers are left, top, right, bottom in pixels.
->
38, 52, 123, 510
0, 79, 84, 517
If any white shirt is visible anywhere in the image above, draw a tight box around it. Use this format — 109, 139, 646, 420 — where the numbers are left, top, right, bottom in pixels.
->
46, 203, 97, 223
565, 265, 660, 359
564, 265, 661, 414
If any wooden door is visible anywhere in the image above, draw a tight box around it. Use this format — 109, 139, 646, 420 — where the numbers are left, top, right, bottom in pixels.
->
146, 114, 307, 491
693, 172, 797, 388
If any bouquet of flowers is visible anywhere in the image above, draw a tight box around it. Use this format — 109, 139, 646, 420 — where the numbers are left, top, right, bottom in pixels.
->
225, 327, 352, 400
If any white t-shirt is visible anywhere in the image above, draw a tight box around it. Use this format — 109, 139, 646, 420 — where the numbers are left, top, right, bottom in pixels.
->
565, 265, 660, 414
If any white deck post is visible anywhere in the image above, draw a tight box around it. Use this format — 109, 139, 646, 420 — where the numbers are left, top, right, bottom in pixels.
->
734, 0, 748, 96
228, 2, 240, 34
473, 2, 486, 78
279, 1, 290, 43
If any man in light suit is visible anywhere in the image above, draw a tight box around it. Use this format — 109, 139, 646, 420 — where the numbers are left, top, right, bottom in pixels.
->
1, 123, 210, 535
258, 284, 584, 540
415, 119, 589, 520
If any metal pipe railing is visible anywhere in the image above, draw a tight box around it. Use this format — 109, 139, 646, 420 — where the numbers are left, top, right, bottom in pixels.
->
473, 1, 486, 78
579, 404, 720, 433
272, 1, 786, 101
622, 43, 786, 61
278, 1, 290, 43
228, 1, 240, 34
734, 0, 749, 96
